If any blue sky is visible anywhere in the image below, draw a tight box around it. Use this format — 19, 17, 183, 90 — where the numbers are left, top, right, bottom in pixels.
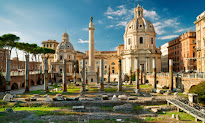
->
0, 0, 204, 60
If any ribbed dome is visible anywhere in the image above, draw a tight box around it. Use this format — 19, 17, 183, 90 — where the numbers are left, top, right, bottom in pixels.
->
125, 17, 155, 34
56, 41, 74, 52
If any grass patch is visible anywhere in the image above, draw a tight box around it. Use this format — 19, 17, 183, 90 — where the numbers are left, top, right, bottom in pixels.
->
123, 84, 135, 87
133, 105, 143, 110
0, 107, 67, 112
160, 111, 198, 122
104, 88, 117, 93
100, 106, 113, 111
140, 84, 152, 89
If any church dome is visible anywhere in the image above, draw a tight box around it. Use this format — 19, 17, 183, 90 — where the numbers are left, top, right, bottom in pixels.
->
56, 41, 74, 51
124, 4, 155, 35
56, 32, 74, 52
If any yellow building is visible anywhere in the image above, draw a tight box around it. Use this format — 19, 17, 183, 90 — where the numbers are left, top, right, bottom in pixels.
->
194, 11, 205, 72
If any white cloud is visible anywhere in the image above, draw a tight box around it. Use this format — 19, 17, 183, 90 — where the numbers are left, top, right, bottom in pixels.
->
107, 16, 114, 19
77, 38, 89, 43
144, 9, 159, 20
114, 47, 118, 51
157, 35, 179, 40
116, 21, 128, 27
164, 18, 180, 26
104, 6, 127, 16
175, 26, 195, 33
82, 28, 88, 31
98, 20, 103, 24
0, 17, 16, 25
106, 25, 114, 28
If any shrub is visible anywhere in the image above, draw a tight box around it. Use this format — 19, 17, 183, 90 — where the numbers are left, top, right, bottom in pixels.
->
132, 72, 135, 81
189, 81, 205, 104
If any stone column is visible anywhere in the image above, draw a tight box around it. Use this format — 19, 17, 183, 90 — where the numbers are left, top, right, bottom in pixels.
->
44, 58, 49, 92
85, 68, 88, 84
136, 58, 140, 89
24, 55, 29, 93
5, 52, 11, 92
108, 65, 110, 83
118, 59, 122, 91
88, 17, 95, 72
82, 59, 86, 92
74, 64, 76, 84
100, 59, 104, 91
169, 59, 173, 91
153, 58, 157, 89
50, 64, 54, 85
129, 67, 132, 85
97, 66, 99, 84
63, 59, 67, 92
39, 65, 43, 85
140, 65, 143, 84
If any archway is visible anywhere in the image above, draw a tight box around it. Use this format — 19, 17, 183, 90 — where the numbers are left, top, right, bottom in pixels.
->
11, 83, 18, 90
22, 82, 25, 88
37, 79, 41, 85
30, 80, 35, 86
59, 79, 62, 83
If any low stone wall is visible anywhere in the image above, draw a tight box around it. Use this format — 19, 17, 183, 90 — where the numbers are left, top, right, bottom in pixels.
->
21, 100, 166, 107
146, 75, 205, 92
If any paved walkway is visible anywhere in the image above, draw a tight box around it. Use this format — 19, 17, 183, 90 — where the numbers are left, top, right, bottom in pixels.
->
0, 84, 54, 95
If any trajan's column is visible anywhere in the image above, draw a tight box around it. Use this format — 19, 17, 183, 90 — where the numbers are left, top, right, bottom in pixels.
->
87, 17, 97, 84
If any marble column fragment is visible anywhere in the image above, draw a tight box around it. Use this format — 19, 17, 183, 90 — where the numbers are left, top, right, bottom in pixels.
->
5, 52, 11, 92
63, 59, 67, 92
50, 64, 54, 85
44, 58, 49, 92
136, 58, 140, 89
82, 59, 86, 92
169, 59, 173, 91
39, 65, 43, 85
24, 55, 30, 93
129, 67, 132, 85
97, 66, 99, 84
140, 65, 143, 84
108, 65, 110, 83
118, 59, 122, 91
100, 59, 104, 91
153, 58, 157, 89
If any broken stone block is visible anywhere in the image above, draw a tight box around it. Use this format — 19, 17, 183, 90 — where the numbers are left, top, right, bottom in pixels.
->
118, 95, 128, 100
176, 114, 180, 120
151, 108, 159, 113
53, 96, 64, 101
156, 89, 164, 94
3, 94, 14, 102
113, 104, 133, 112
128, 96, 137, 100
46, 96, 51, 101
102, 94, 109, 100
72, 106, 85, 112
174, 92, 178, 98
172, 114, 175, 118
33, 94, 40, 98
31, 97, 37, 101
25, 98, 30, 101
112, 95, 118, 101
66, 97, 74, 101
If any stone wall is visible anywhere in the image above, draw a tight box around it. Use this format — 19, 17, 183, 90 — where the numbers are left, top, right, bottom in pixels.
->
146, 74, 204, 92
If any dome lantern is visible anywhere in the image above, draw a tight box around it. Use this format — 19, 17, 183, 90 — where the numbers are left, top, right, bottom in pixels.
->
134, 3, 143, 18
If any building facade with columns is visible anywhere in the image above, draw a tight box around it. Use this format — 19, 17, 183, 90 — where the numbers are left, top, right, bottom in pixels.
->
41, 32, 78, 76
121, 4, 161, 76
194, 11, 205, 72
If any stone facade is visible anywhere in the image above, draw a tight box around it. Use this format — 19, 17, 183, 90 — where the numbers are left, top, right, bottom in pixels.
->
121, 4, 161, 75
194, 11, 205, 72
160, 43, 169, 72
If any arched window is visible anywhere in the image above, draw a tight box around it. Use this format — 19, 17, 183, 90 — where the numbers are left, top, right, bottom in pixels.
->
111, 62, 115, 65
140, 37, 143, 44
128, 38, 131, 45
151, 38, 153, 44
